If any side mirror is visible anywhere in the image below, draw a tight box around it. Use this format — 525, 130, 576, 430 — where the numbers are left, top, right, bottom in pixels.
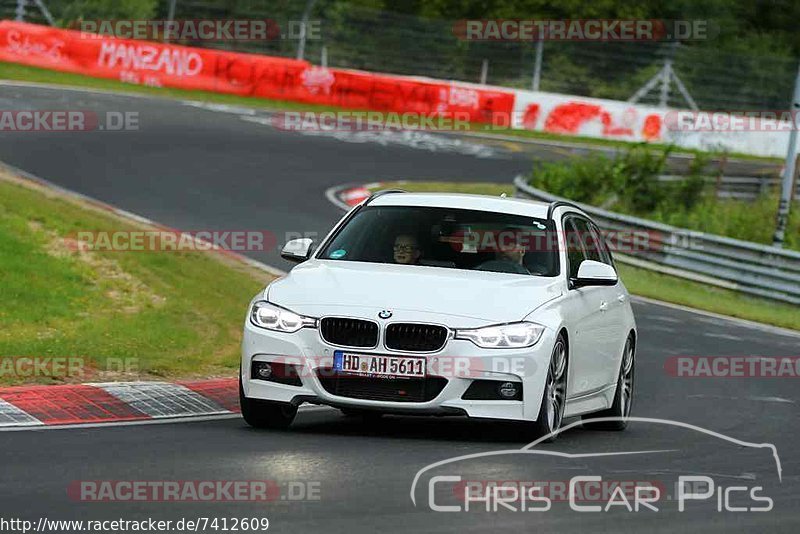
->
571, 260, 618, 288
281, 238, 314, 263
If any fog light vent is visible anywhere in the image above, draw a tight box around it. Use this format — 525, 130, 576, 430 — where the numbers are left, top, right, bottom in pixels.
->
462, 379, 522, 401
251, 361, 302, 386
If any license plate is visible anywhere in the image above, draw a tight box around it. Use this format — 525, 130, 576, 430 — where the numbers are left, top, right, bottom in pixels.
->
333, 351, 425, 379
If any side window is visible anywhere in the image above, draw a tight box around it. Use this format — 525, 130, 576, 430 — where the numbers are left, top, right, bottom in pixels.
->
572, 217, 602, 263
589, 221, 614, 266
563, 218, 588, 279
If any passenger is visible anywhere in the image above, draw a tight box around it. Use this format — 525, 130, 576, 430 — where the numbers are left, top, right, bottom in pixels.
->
393, 234, 422, 265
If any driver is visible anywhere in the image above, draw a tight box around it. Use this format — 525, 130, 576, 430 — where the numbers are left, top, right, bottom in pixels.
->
476, 227, 531, 275
393, 234, 422, 265
497, 228, 527, 266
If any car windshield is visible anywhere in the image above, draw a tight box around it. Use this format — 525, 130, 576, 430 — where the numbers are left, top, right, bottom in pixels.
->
318, 205, 559, 276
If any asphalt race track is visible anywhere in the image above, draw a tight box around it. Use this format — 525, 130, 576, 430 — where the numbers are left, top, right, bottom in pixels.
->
0, 84, 798, 533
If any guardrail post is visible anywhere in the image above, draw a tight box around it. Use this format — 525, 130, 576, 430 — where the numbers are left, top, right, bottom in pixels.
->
759, 176, 770, 196
480, 59, 489, 84
164, 0, 177, 42
296, 0, 317, 61
774, 61, 800, 247
774, 153, 800, 248
15, 0, 25, 21
715, 154, 727, 198
532, 40, 543, 91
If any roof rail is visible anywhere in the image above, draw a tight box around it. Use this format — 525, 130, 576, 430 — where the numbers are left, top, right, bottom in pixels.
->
547, 200, 583, 219
364, 189, 407, 205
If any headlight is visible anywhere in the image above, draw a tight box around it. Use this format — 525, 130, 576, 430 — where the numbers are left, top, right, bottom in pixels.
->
250, 301, 316, 333
454, 322, 545, 348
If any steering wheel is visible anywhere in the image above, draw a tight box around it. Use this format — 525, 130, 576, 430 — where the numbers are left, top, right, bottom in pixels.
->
474, 260, 530, 275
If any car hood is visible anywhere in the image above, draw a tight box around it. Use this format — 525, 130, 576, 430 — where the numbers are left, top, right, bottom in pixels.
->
266, 260, 563, 325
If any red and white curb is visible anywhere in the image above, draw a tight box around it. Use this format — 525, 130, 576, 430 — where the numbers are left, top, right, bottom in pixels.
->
325, 182, 388, 211
340, 186, 371, 207
0, 379, 239, 428
0, 379, 334, 430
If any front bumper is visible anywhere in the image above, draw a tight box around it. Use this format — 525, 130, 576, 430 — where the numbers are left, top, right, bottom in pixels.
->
241, 318, 557, 422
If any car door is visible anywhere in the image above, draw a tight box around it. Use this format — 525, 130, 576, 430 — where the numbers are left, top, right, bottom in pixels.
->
582, 218, 627, 387
561, 216, 610, 396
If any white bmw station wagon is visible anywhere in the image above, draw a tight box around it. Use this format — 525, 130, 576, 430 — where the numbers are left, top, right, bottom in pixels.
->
241, 191, 637, 439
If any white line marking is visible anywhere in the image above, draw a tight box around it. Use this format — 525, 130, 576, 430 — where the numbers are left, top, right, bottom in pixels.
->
688, 394, 796, 405
0, 413, 240, 432
702, 332, 744, 341
649, 315, 683, 324
0, 405, 335, 432
183, 101, 258, 116
647, 325, 677, 334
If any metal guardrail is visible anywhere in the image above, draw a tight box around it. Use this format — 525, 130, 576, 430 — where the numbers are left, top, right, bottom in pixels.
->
659, 174, 800, 201
513, 175, 800, 305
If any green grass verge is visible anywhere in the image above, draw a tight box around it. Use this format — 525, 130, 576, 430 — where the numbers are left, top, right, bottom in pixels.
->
0, 62, 777, 163
367, 181, 800, 331
0, 172, 270, 386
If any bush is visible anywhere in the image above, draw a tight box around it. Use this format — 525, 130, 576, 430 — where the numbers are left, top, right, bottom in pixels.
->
530, 153, 616, 205
528, 146, 799, 250
530, 145, 702, 214
48, 0, 158, 24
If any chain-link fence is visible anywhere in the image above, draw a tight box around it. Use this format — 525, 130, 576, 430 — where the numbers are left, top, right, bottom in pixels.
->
5, 0, 798, 111
1, 0, 51, 25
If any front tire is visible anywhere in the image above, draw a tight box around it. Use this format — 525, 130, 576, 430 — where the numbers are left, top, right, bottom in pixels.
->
582, 335, 635, 431
528, 334, 568, 442
239, 377, 297, 429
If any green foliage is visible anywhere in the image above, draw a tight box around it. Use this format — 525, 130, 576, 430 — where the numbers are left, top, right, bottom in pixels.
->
529, 146, 799, 250
46, 0, 158, 23
531, 145, 685, 214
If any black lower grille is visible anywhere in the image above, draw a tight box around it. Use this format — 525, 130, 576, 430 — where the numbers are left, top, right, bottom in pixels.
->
317, 368, 447, 402
385, 323, 448, 352
320, 317, 379, 348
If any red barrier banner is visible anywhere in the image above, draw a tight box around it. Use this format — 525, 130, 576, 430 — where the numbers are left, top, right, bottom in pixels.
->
0, 21, 514, 124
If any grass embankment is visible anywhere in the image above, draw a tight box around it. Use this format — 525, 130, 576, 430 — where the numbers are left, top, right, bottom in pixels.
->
367, 181, 800, 331
0, 170, 271, 386
0, 62, 776, 163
